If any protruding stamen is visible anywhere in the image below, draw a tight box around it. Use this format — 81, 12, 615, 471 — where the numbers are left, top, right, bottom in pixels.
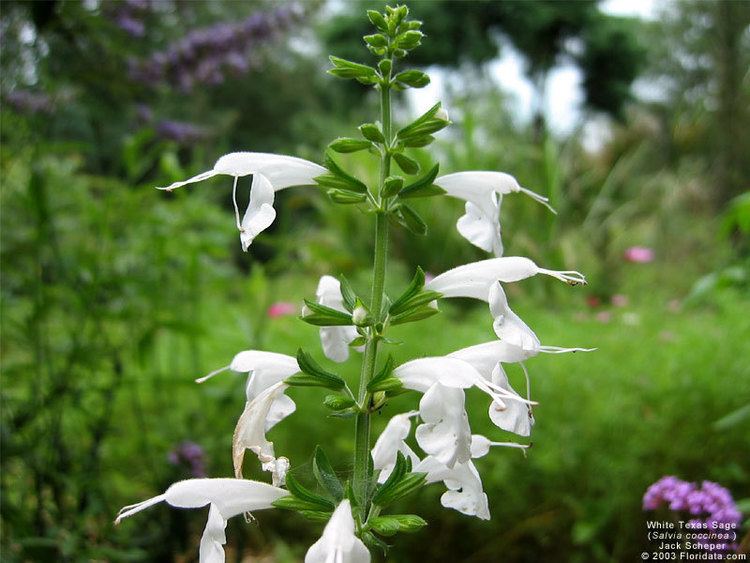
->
538, 268, 587, 286
539, 346, 597, 354
195, 365, 230, 384
115, 494, 167, 525
518, 186, 557, 214
489, 441, 531, 456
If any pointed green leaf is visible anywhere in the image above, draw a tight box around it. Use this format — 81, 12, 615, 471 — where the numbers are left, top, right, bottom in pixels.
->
393, 153, 420, 175
313, 446, 344, 501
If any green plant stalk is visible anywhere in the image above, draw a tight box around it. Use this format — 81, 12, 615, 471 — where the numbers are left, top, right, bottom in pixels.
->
352, 79, 392, 510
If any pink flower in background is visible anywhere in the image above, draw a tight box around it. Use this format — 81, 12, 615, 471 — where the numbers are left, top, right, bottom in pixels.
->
624, 246, 654, 263
586, 295, 601, 309
611, 294, 629, 308
267, 301, 296, 318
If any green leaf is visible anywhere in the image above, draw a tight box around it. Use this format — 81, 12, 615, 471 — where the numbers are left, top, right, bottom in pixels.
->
401, 135, 435, 148
377, 59, 392, 76
396, 102, 441, 139
394, 70, 430, 88
394, 204, 427, 235
313, 446, 344, 501
389, 267, 425, 313
389, 304, 439, 326
323, 394, 357, 411
327, 189, 367, 204
367, 355, 396, 392
328, 56, 378, 84
373, 452, 407, 506
373, 472, 427, 508
301, 299, 353, 326
286, 349, 345, 390
390, 290, 442, 316
368, 376, 403, 393
338, 275, 357, 312
299, 510, 333, 523
393, 153, 420, 175
363, 34, 388, 48
323, 153, 369, 193
359, 122, 386, 144
329, 137, 373, 154
369, 515, 427, 536
272, 496, 331, 512
349, 336, 367, 347
382, 175, 404, 197
286, 474, 335, 511
399, 163, 444, 199
367, 10, 388, 32
362, 531, 390, 556
395, 30, 424, 50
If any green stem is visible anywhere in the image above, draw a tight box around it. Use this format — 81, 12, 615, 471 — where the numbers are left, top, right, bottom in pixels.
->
352, 81, 392, 510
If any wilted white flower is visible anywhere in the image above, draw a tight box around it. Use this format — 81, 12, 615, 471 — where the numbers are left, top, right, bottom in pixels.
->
371, 411, 420, 483
115, 478, 289, 562
233, 382, 291, 486
157, 152, 325, 251
434, 171, 554, 256
305, 500, 370, 563
427, 256, 586, 301
316, 275, 361, 362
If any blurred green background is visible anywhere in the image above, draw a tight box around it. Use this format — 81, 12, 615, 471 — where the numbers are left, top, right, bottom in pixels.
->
1, 0, 748, 561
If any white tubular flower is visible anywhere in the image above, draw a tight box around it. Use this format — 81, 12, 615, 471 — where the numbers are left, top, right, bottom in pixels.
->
316, 275, 361, 363
488, 282, 540, 353
232, 382, 290, 486
426, 256, 586, 301
371, 411, 419, 483
197, 350, 299, 433
415, 383, 472, 468
414, 457, 490, 520
156, 152, 326, 251
305, 500, 370, 563
487, 364, 534, 437
114, 476, 288, 522
434, 171, 554, 256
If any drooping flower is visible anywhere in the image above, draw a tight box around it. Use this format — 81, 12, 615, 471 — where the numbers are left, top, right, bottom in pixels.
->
414, 456, 490, 520
426, 256, 586, 301
115, 478, 289, 562
488, 281, 540, 353
434, 171, 555, 256
305, 500, 370, 563
232, 382, 291, 486
624, 246, 654, 263
157, 152, 325, 251
487, 364, 533, 437
315, 275, 360, 362
371, 411, 420, 483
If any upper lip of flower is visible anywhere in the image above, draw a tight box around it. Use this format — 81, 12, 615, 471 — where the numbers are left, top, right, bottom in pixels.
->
304, 499, 370, 563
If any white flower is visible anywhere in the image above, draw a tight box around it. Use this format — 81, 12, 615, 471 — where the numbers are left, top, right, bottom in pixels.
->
157, 152, 326, 251
196, 350, 299, 431
488, 282, 540, 353
371, 411, 420, 483
415, 383, 472, 468
469, 434, 530, 458
449, 340, 594, 374
305, 500, 370, 563
487, 364, 533, 437
426, 256, 586, 301
233, 382, 290, 486
414, 456, 490, 520
434, 171, 555, 256
115, 477, 289, 562
316, 275, 361, 363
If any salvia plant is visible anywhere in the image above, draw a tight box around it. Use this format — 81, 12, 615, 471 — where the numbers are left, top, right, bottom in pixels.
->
115, 5, 591, 561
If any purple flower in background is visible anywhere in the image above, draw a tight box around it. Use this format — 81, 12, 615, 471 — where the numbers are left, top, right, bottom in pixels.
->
168, 441, 207, 477
4, 90, 54, 114
155, 119, 209, 144
643, 476, 743, 553
129, 4, 303, 91
108, 0, 151, 37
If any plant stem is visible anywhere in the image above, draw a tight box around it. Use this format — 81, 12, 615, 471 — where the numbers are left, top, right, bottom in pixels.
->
352, 81, 392, 510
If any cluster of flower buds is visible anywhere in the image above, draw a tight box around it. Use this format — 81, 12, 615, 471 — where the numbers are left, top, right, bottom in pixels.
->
116, 5, 591, 562
128, 4, 302, 92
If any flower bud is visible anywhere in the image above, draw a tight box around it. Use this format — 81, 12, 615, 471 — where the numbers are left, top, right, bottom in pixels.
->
352, 304, 369, 326
435, 107, 449, 122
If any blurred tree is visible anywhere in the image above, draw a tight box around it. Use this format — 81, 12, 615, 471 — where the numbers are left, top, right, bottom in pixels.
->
323, 0, 647, 134
648, 0, 750, 206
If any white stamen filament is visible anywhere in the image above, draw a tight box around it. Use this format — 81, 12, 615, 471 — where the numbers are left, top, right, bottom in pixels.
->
195, 365, 230, 384
114, 495, 167, 525
538, 268, 587, 286
518, 186, 557, 214
540, 346, 597, 354
231, 176, 242, 231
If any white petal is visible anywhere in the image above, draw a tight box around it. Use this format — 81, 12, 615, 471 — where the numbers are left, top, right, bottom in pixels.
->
393, 357, 484, 392
436, 171, 552, 210
448, 340, 536, 378
488, 282, 540, 353
265, 394, 296, 431
156, 169, 222, 191
227, 351, 298, 401
232, 382, 289, 480
215, 152, 326, 191
371, 411, 418, 471
488, 364, 533, 436
415, 384, 472, 468
470, 435, 492, 459
316, 276, 360, 363
456, 200, 503, 256
305, 500, 371, 563
199, 504, 227, 563
240, 174, 277, 251
115, 478, 289, 524
413, 457, 490, 520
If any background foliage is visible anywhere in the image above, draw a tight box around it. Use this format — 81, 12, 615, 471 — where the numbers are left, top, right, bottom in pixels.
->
1, 0, 748, 561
